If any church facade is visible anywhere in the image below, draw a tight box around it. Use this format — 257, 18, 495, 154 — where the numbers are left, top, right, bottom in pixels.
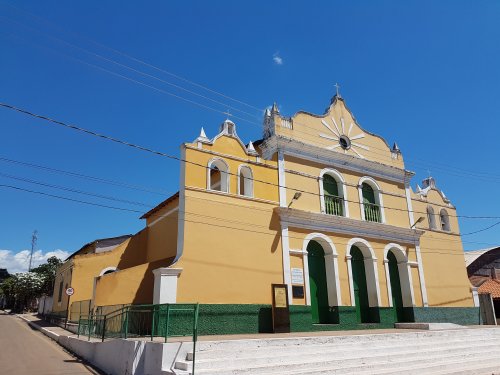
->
52, 95, 478, 332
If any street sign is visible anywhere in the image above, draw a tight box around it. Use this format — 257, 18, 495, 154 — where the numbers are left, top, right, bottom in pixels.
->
65, 287, 74, 296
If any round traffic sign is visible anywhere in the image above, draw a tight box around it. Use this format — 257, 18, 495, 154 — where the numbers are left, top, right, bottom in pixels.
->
65, 287, 74, 296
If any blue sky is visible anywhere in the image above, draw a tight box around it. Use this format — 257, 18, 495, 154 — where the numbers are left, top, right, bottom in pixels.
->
1, 1, 499, 272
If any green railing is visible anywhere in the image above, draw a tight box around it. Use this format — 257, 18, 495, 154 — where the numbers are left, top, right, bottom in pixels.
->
324, 195, 344, 216
77, 303, 200, 373
364, 202, 381, 222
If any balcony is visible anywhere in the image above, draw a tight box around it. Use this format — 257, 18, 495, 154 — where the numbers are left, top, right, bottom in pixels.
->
324, 195, 344, 216
364, 202, 381, 223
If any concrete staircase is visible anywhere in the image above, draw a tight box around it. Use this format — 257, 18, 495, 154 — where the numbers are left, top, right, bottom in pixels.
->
171, 328, 500, 375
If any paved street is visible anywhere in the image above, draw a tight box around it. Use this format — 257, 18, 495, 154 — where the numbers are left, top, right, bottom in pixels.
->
0, 311, 98, 375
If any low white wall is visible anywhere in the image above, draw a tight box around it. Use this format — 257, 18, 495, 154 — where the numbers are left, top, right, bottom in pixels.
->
38, 296, 53, 315
57, 336, 178, 375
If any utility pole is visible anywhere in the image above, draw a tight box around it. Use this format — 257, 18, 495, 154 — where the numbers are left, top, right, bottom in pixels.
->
28, 230, 38, 272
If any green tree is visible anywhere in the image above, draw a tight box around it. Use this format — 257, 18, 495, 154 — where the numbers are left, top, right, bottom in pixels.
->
31, 256, 62, 295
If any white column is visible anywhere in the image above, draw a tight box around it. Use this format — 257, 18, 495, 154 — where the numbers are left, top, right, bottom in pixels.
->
325, 253, 342, 306
346, 255, 355, 306
303, 251, 311, 306
415, 245, 429, 307
278, 151, 287, 207
280, 224, 293, 304
384, 259, 393, 307
152, 268, 182, 304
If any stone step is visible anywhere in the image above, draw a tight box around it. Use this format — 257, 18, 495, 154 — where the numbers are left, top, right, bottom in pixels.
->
192, 328, 500, 354
188, 338, 499, 370
191, 343, 500, 374
188, 334, 498, 362
250, 349, 500, 375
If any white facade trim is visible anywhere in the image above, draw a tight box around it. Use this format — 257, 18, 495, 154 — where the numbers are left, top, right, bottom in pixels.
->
415, 244, 429, 307
175, 147, 187, 263
383, 243, 415, 307
260, 135, 412, 184
276, 207, 423, 245
318, 168, 350, 218
346, 237, 381, 307
302, 233, 342, 307
358, 176, 386, 224
147, 207, 179, 228
207, 157, 230, 193
99, 266, 118, 276
346, 254, 355, 306
280, 224, 293, 304
278, 151, 287, 207
237, 164, 254, 198
152, 268, 182, 304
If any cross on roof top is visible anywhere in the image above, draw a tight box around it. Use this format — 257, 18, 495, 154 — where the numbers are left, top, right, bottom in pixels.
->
334, 83, 341, 98
223, 109, 232, 119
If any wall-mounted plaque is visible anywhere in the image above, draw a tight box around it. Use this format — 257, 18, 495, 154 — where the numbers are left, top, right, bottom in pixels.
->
292, 285, 304, 298
291, 268, 304, 284
271, 284, 290, 333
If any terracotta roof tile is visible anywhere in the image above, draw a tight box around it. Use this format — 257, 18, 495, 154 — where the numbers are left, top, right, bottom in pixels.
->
478, 279, 500, 298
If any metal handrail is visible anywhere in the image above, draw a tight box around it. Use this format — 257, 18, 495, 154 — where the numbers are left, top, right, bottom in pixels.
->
364, 202, 381, 222
324, 194, 344, 216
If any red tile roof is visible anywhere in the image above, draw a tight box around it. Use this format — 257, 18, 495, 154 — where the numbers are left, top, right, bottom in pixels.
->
478, 279, 500, 298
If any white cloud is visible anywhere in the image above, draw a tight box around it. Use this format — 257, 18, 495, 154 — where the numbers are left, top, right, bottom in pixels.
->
273, 52, 283, 65
0, 249, 70, 274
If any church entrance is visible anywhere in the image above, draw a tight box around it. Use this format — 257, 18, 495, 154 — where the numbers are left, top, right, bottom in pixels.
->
387, 250, 405, 322
351, 246, 370, 323
307, 240, 329, 324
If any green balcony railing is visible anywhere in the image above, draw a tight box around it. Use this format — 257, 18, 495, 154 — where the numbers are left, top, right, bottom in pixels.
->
364, 202, 381, 222
324, 195, 344, 216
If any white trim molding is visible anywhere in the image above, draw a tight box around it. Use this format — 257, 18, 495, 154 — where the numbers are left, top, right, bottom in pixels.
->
260, 135, 414, 184
318, 168, 349, 218
383, 243, 415, 307
275, 207, 424, 245
302, 233, 342, 307
207, 157, 230, 193
346, 238, 381, 307
278, 151, 287, 207
280, 224, 293, 304
99, 266, 118, 276
152, 268, 182, 304
237, 164, 254, 198
358, 176, 386, 224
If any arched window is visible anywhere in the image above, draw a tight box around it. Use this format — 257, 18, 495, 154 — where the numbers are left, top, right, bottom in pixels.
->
359, 178, 383, 223
440, 209, 451, 231
323, 174, 343, 216
427, 206, 437, 229
207, 159, 229, 193
238, 165, 253, 197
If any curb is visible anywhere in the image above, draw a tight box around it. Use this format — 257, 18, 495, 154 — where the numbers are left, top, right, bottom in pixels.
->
16, 314, 61, 341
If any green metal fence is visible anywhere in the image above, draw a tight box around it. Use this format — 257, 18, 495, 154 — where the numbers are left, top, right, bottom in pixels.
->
69, 299, 91, 322
77, 303, 200, 373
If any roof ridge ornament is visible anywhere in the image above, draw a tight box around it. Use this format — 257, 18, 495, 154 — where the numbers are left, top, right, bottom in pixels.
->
334, 82, 341, 99
247, 141, 258, 155
196, 127, 211, 144
271, 102, 280, 114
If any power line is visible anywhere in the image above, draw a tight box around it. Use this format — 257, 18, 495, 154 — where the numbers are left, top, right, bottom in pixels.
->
0, 155, 171, 195
2, 101, 499, 220
4, 7, 500, 185
0, 1, 264, 112
0, 172, 153, 208
0, 15, 261, 121
0, 184, 143, 213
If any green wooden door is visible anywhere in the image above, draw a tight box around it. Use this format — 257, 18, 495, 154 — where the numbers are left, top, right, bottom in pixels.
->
351, 246, 370, 323
307, 241, 329, 324
388, 251, 404, 322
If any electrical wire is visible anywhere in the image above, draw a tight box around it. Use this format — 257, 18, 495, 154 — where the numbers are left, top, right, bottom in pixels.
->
1, 101, 499, 221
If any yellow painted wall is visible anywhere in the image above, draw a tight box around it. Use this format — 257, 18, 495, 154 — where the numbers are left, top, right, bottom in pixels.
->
52, 260, 73, 313
146, 206, 179, 263
412, 191, 473, 307
174, 187, 283, 304
94, 260, 165, 307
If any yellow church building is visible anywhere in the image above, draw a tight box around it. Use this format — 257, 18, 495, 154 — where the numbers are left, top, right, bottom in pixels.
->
52, 94, 479, 333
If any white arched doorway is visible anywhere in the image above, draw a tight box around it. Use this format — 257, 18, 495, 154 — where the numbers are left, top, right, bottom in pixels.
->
383, 243, 415, 318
